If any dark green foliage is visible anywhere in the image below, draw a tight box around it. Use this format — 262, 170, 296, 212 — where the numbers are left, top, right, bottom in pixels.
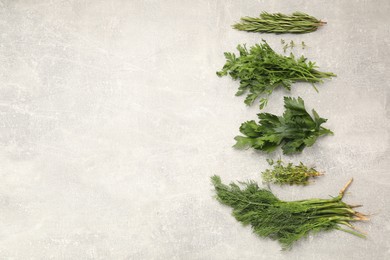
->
211, 176, 368, 249
262, 159, 322, 185
216, 41, 335, 109
233, 12, 326, 34
234, 97, 333, 154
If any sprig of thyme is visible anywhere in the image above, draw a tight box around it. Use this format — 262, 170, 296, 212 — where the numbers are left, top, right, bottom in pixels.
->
233, 12, 326, 34
217, 40, 335, 109
262, 159, 322, 185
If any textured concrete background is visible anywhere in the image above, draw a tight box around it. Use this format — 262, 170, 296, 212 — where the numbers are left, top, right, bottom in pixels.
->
0, 0, 389, 259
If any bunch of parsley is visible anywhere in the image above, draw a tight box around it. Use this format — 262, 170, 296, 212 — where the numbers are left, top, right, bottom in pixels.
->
234, 97, 333, 154
217, 40, 335, 109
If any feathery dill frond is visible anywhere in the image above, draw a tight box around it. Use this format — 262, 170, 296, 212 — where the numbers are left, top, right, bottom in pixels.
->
211, 176, 368, 249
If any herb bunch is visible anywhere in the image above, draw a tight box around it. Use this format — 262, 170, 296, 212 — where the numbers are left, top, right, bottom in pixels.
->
234, 97, 333, 154
262, 159, 322, 185
233, 12, 326, 34
217, 40, 335, 109
211, 176, 368, 249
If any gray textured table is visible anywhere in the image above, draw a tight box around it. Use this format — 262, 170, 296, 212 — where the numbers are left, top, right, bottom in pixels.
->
0, 0, 389, 259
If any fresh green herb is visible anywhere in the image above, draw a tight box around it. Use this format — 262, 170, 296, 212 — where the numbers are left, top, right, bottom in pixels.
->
216, 40, 335, 109
262, 159, 322, 185
289, 40, 295, 48
234, 97, 333, 154
282, 42, 289, 53
281, 40, 296, 53
301, 41, 307, 49
211, 176, 368, 249
281, 40, 308, 53
233, 12, 326, 34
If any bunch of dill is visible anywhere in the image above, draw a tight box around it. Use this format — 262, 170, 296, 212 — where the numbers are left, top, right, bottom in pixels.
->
233, 12, 326, 34
217, 40, 335, 109
262, 159, 322, 185
211, 176, 368, 250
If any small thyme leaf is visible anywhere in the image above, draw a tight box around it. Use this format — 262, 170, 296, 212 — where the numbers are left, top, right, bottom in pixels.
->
283, 43, 288, 53
301, 41, 306, 49
233, 11, 326, 34
289, 40, 295, 49
262, 160, 322, 185
216, 40, 336, 109
234, 96, 333, 155
211, 176, 368, 249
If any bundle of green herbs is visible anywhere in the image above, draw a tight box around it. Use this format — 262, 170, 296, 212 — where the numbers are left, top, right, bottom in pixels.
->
233, 12, 326, 34
262, 159, 322, 185
217, 40, 335, 109
234, 97, 333, 154
211, 176, 368, 249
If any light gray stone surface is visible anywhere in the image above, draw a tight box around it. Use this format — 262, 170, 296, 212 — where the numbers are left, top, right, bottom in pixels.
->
0, 0, 389, 259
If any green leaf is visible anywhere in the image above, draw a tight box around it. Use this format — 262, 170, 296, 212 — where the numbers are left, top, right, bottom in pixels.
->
283, 96, 307, 115
282, 140, 305, 154
239, 121, 260, 137
216, 71, 225, 77
244, 93, 259, 106
303, 135, 318, 147
233, 136, 252, 149
266, 158, 274, 165
260, 141, 279, 153
259, 98, 268, 110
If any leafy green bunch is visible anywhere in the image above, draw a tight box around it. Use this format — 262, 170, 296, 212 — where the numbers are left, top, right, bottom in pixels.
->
211, 176, 368, 249
234, 97, 333, 154
217, 41, 335, 109
262, 159, 322, 185
233, 12, 326, 34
